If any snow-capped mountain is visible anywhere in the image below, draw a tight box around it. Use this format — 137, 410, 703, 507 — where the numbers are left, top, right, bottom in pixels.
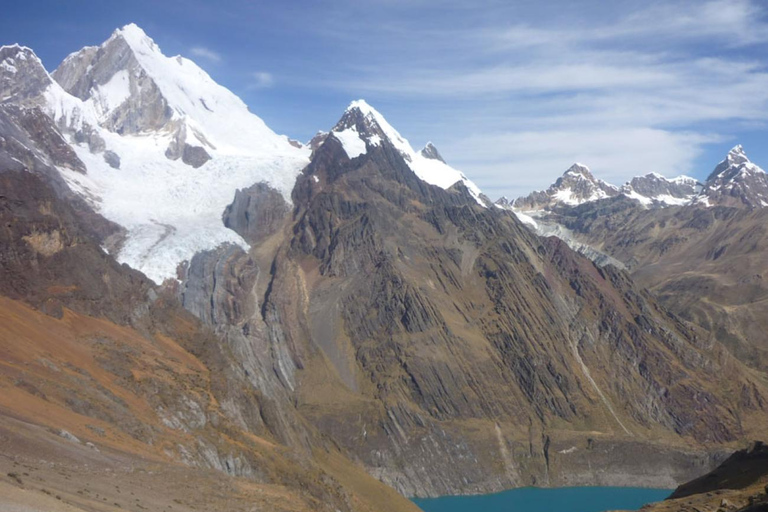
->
510, 164, 702, 212
694, 145, 768, 208
513, 163, 619, 211
1, 24, 309, 283
419, 141, 446, 163
621, 173, 701, 206
329, 99, 486, 205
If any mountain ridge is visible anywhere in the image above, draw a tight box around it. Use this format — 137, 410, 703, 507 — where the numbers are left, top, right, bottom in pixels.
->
2, 21, 768, 512
509, 145, 766, 213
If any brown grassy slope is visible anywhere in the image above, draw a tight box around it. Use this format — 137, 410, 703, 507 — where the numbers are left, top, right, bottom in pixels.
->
0, 295, 421, 512
0, 165, 419, 512
554, 199, 768, 372
629, 442, 768, 512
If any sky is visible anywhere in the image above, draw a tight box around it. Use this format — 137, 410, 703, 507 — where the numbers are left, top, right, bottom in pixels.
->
3, 0, 768, 199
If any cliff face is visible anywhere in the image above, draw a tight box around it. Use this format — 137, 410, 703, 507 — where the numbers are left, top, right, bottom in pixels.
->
4, 26, 768, 506
543, 198, 768, 373
181, 121, 768, 498
0, 115, 418, 512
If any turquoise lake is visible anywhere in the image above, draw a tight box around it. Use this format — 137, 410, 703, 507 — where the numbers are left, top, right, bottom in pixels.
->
412, 486, 672, 512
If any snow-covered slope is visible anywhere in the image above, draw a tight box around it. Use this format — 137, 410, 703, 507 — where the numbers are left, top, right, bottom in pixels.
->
2, 25, 309, 284
511, 164, 703, 212
330, 100, 485, 205
621, 173, 701, 206
514, 163, 619, 211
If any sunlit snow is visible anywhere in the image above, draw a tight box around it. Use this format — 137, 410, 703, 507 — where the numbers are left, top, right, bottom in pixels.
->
347, 99, 486, 205
43, 24, 309, 284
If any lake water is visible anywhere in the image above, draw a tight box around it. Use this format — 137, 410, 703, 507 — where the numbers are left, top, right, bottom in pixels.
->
412, 486, 672, 512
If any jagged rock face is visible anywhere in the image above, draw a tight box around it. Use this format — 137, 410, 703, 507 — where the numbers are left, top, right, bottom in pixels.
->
223, 182, 290, 244
329, 100, 486, 204
548, 198, 768, 372
52, 30, 172, 134
225, 116, 768, 497
0, 159, 419, 512
0, 45, 52, 106
0, 168, 149, 322
0, 104, 85, 174
308, 131, 329, 153
0, 104, 119, 244
515, 163, 620, 210
164, 120, 211, 167
420, 142, 446, 163
695, 146, 768, 208
621, 173, 701, 206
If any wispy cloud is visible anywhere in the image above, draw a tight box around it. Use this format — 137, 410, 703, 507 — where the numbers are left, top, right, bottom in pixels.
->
249, 71, 274, 89
301, 0, 768, 198
190, 46, 222, 63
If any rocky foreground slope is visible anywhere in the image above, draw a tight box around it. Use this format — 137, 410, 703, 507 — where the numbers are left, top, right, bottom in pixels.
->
632, 442, 768, 512
1, 24, 768, 510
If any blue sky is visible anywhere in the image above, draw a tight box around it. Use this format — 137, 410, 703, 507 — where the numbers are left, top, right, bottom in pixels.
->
3, 0, 768, 199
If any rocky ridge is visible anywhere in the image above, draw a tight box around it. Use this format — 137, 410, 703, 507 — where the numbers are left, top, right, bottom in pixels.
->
509, 145, 765, 214
2, 23, 768, 509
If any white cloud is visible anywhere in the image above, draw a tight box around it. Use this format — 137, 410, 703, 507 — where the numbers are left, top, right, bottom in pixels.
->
449, 129, 721, 199
311, 0, 768, 198
250, 71, 274, 89
190, 46, 222, 63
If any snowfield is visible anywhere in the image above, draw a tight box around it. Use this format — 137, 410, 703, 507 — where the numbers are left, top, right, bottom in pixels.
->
38, 24, 310, 283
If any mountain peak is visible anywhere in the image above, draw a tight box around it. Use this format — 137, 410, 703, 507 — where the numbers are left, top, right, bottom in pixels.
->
327, 100, 485, 205
721, 144, 750, 170
697, 144, 768, 208
621, 173, 702, 207
110, 23, 164, 59
0, 44, 53, 105
420, 142, 446, 163
708, 145, 761, 181
564, 162, 593, 179
514, 162, 619, 211
346, 98, 375, 115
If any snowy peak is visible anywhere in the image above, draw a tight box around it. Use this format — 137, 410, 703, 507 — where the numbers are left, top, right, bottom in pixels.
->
332, 99, 412, 160
696, 145, 768, 208
326, 99, 485, 205
0, 44, 53, 106
706, 145, 761, 182
708, 145, 750, 180
112, 23, 161, 56
52, 23, 291, 158
420, 142, 446, 163
514, 162, 619, 211
563, 163, 594, 180
511, 145, 768, 212
621, 173, 702, 207
1, 25, 310, 284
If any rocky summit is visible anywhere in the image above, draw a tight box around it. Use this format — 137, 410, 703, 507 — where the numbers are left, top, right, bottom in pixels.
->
513, 163, 620, 210
2, 21, 768, 512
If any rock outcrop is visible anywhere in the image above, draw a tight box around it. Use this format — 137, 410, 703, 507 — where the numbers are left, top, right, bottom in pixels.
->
203, 105, 768, 497
638, 442, 768, 512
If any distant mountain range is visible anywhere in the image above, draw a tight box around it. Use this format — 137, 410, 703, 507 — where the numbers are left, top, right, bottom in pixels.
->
503, 145, 767, 214
2, 23, 768, 512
